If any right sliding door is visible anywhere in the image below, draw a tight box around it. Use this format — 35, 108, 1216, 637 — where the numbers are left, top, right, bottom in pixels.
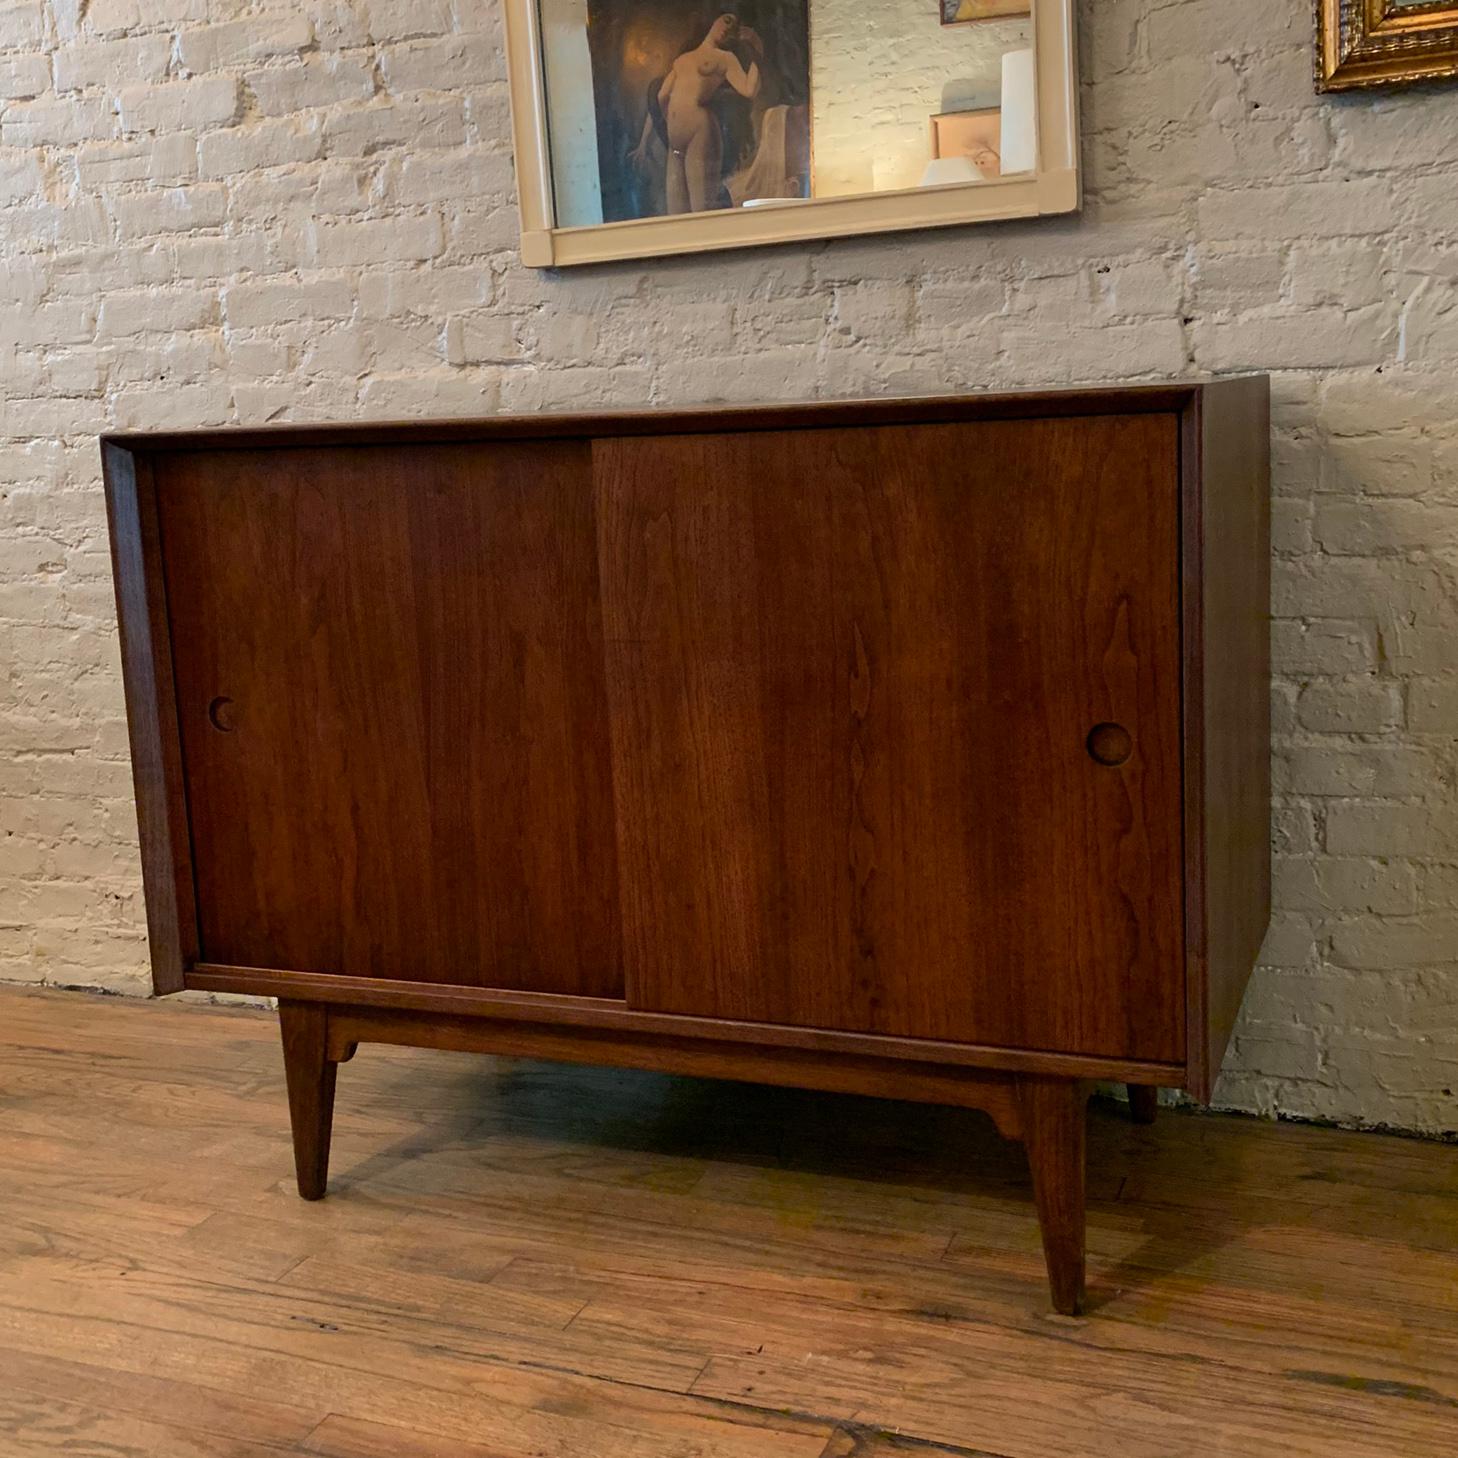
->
595, 415, 1185, 1063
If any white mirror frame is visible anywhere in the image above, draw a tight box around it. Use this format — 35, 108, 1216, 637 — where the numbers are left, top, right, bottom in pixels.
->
502, 0, 1080, 267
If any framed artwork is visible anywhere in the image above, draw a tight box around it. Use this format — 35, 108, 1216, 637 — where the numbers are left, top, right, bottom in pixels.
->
1317, 0, 1458, 91
502, 0, 1081, 266
585, 0, 811, 223
930, 108, 1003, 177
941, 0, 1030, 24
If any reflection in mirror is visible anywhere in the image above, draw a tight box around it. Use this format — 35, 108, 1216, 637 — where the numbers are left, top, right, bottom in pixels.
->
538, 0, 1036, 228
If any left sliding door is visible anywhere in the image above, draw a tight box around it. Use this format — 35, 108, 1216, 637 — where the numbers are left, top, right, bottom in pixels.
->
155, 441, 623, 998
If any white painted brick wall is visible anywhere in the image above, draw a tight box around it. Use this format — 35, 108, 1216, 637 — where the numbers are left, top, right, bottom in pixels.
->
810, 1, 1026, 195
2, 0, 1455, 1134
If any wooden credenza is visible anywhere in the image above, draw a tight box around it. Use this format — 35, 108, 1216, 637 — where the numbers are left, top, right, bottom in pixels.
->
104, 382, 1270, 1313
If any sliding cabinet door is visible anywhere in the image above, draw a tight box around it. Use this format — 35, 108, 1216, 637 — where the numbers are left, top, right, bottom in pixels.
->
595, 416, 1185, 1062
157, 441, 622, 998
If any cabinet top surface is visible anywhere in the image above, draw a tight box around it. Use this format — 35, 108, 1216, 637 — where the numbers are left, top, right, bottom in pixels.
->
101, 376, 1269, 456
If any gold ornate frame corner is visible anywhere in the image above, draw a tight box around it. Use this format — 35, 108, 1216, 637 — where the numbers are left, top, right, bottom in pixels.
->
1317, 0, 1458, 92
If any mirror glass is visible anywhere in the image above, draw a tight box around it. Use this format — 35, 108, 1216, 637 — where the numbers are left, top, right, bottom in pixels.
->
536, 0, 1036, 229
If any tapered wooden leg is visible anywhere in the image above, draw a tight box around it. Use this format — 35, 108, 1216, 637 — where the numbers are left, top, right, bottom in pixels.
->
279, 1000, 338, 1200
1018, 1077, 1090, 1315
1127, 1084, 1158, 1125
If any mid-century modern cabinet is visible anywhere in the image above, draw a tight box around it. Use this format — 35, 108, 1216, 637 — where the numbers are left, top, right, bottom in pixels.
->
104, 381, 1270, 1314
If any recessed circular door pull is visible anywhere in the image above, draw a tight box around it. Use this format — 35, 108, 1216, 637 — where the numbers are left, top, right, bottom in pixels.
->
208, 696, 237, 733
1086, 722, 1132, 766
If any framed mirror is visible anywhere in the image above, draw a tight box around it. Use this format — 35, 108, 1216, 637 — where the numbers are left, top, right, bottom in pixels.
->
502, 0, 1079, 266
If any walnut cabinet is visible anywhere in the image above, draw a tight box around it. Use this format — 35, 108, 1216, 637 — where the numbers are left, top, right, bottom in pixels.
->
104, 381, 1271, 1314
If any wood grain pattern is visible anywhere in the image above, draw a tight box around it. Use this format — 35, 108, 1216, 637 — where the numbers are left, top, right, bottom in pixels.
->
1181, 375, 1272, 1100
101, 383, 1270, 1308
154, 442, 622, 998
322, 1003, 1027, 1140
101, 442, 197, 994
1018, 1077, 1092, 1315
281, 997, 1095, 1306
3, 987, 1457, 1458
106, 383, 1271, 1098
279, 1001, 337, 1200
596, 416, 1185, 1061
184, 963, 1184, 1084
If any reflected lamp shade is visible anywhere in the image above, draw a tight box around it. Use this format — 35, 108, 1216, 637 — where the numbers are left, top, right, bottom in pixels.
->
919, 155, 986, 188
1001, 48, 1037, 174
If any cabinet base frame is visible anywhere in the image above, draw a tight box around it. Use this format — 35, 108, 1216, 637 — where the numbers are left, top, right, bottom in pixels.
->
277, 998, 1160, 1316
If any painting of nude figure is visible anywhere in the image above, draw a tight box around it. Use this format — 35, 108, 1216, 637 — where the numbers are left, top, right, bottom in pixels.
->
586, 1, 811, 221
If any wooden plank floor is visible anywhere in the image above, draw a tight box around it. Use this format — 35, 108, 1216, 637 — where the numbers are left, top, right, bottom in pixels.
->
1, 987, 1455, 1457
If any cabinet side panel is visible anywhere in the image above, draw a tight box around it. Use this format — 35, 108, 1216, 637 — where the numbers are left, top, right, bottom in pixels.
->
1186, 378, 1272, 1100
156, 441, 622, 998
102, 443, 198, 993
599, 416, 1185, 1061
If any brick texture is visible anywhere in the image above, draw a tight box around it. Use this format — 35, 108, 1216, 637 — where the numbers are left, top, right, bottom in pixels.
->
1, 0, 1455, 1135
811, 4, 1025, 194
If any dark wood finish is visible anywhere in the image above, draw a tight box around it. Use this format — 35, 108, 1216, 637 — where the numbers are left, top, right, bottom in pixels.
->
1182, 375, 1273, 1101
1019, 1077, 1091, 1316
596, 416, 1184, 1060
278, 1000, 338, 1200
101, 443, 197, 993
1127, 1084, 1159, 1124
102, 381, 1272, 1314
154, 442, 621, 998
185, 963, 1184, 1084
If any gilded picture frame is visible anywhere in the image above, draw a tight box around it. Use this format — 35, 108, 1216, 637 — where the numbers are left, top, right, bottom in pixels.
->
1316, 0, 1458, 91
